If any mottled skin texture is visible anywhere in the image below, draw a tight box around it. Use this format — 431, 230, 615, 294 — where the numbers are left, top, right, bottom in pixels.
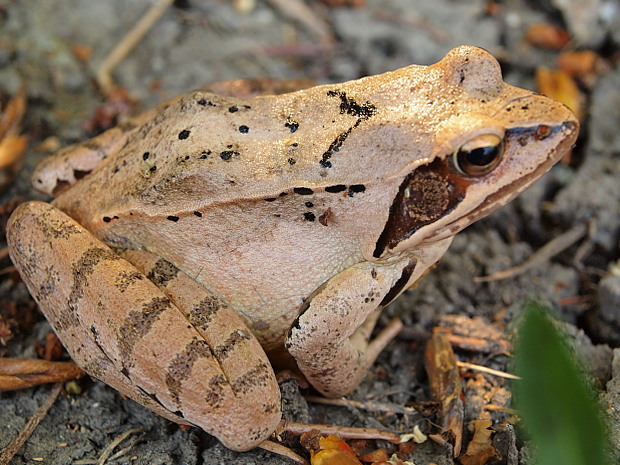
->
7, 46, 577, 451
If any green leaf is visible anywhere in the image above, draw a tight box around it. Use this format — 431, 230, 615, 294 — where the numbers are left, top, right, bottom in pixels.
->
514, 301, 609, 465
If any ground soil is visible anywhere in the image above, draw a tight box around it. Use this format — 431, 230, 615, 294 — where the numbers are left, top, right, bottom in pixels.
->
0, 0, 619, 464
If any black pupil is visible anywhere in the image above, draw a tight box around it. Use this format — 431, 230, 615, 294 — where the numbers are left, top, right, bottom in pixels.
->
466, 145, 498, 166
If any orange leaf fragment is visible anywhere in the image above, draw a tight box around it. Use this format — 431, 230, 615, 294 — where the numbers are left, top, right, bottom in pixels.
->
535, 67, 583, 121
71, 43, 93, 63
0, 86, 27, 192
359, 448, 389, 462
525, 23, 570, 50
459, 420, 496, 465
302, 432, 363, 465
312, 449, 363, 465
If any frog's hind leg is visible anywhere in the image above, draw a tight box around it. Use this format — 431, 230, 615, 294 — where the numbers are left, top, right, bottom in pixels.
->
7, 201, 281, 452
31, 99, 178, 197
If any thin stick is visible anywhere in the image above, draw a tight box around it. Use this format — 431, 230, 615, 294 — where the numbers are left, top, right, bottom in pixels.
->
457, 361, 520, 380
0, 383, 63, 465
280, 421, 401, 443
486, 404, 518, 415
96, 0, 174, 95
474, 223, 587, 282
305, 395, 419, 416
264, 0, 333, 44
96, 428, 143, 465
258, 440, 309, 465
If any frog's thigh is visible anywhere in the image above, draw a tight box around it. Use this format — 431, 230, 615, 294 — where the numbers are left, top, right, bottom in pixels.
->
286, 260, 413, 398
31, 103, 164, 196
6, 201, 280, 452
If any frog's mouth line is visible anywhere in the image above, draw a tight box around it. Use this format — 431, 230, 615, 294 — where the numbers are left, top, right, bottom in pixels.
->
436, 120, 578, 239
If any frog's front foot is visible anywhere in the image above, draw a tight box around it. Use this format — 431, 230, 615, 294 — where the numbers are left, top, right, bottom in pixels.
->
7, 201, 281, 451
286, 261, 414, 397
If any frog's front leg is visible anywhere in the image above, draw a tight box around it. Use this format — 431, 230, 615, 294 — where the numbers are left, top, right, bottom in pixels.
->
7, 201, 281, 451
286, 240, 452, 398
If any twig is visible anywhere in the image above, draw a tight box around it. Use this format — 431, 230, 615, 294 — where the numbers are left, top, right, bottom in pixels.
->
96, 428, 143, 465
279, 420, 401, 443
305, 395, 419, 416
456, 361, 520, 380
0, 266, 16, 276
74, 428, 144, 465
474, 223, 587, 282
264, 0, 334, 44
399, 327, 511, 354
259, 440, 309, 465
96, 0, 174, 96
0, 383, 63, 465
486, 404, 518, 415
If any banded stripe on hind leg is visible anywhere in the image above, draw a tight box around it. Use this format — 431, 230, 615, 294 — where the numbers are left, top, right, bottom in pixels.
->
7, 201, 281, 451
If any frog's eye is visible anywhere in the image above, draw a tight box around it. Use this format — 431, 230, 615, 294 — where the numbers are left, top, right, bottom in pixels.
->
452, 134, 504, 177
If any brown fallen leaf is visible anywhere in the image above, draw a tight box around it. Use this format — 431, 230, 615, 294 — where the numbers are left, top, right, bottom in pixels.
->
558, 50, 600, 78
0, 86, 27, 192
34, 332, 65, 361
424, 328, 464, 456
358, 447, 389, 462
82, 86, 137, 136
459, 420, 496, 465
525, 23, 570, 50
0, 358, 85, 392
70, 43, 93, 63
536, 67, 583, 123
0, 317, 13, 347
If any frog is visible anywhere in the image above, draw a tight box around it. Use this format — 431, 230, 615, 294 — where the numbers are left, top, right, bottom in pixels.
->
6, 46, 578, 451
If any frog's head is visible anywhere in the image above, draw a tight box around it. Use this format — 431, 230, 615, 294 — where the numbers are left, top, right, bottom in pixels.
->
372, 46, 578, 258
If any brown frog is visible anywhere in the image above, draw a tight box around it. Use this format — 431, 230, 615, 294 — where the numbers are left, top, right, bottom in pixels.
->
7, 46, 578, 451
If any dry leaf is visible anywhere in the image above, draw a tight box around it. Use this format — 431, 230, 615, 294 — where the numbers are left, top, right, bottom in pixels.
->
71, 43, 93, 62
558, 50, 605, 87
525, 23, 570, 50
311, 449, 363, 465
82, 87, 137, 135
0, 86, 27, 192
459, 420, 496, 465
358, 448, 389, 462
536, 67, 583, 121
301, 431, 363, 465
372, 454, 415, 465
0, 358, 85, 391
425, 329, 464, 456
34, 332, 65, 361
402, 425, 427, 444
